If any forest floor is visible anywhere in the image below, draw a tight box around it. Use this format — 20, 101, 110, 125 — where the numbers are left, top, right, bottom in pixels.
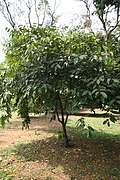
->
0, 112, 120, 179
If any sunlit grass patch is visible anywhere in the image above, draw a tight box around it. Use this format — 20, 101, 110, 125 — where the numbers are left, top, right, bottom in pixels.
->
67, 113, 120, 137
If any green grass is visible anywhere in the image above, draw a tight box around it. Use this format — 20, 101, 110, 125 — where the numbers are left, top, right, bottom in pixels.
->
67, 108, 120, 137
67, 115, 120, 136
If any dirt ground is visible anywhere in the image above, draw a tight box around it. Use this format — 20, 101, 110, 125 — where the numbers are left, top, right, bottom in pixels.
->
0, 115, 60, 149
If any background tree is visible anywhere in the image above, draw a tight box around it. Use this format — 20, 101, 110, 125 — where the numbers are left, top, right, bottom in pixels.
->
0, 0, 60, 28
76, 0, 120, 41
93, 0, 120, 40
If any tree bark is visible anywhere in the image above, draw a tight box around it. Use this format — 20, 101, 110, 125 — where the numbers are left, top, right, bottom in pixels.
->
2, 0, 16, 29
62, 121, 70, 147
56, 92, 70, 147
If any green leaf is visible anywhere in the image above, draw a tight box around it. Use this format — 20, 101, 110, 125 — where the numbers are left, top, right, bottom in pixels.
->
117, 101, 120, 104
110, 115, 117, 123
55, 64, 61, 71
116, 96, 120, 99
82, 90, 89, 96
113, 79, 119, 83
109, 99, 115, 106
92, 88, 98, 94
103, 119, 109, 125
95, 91, 99, 98
97, 79, 100, 85
107, 121, 110, 127
100, 92, 107, 99
88, 125, 94, 131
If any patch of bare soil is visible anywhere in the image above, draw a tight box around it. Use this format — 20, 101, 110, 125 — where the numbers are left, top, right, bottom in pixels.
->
0, 115, 59, 148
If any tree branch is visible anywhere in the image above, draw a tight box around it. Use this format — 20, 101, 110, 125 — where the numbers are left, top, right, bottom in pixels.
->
34, 0, 40, 25
57, 92, 65, 123
41, 2, 47, 25
65, 113, 69, 125
56, 110, 62, 123
23, 0, 33, 27
107, 6, 120, 40
2, 0, 16, 29
77, 0, 95, 34
97, 11, 107, 38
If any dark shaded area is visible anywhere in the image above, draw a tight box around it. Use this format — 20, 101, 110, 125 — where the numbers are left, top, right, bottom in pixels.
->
13, 128, 120, 179
70, 112, 115, 118
29, 111, 119, 119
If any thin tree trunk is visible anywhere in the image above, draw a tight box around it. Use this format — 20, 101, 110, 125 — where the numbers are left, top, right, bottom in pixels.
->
56, 92, 70, 147
56, 110, 70, 147
62, 121, 70, 147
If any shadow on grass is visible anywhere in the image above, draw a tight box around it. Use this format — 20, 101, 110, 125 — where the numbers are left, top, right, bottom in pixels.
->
13, 126, 120, 179
70, 112, 110, 118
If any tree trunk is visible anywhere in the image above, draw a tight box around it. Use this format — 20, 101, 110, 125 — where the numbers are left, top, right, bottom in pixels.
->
62, 121, 70, 147
56, 92, 70, 147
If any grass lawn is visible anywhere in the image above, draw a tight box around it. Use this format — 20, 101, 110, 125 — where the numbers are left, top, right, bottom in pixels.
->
0, 110, 120, 179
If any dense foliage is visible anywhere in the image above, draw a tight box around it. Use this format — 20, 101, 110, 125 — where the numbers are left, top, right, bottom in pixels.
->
0, 71, 12, 127
93, 0, 120, 11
